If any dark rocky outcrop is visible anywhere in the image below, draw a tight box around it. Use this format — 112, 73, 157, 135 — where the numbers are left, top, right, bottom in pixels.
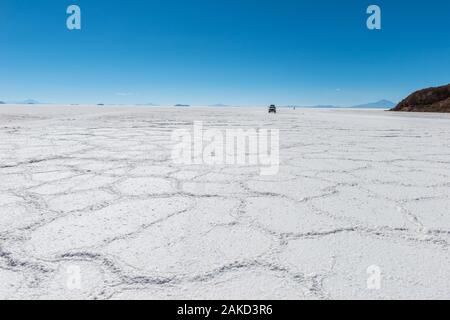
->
390, 84, 450, 112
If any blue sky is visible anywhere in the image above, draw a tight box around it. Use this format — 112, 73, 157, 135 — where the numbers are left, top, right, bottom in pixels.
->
1, 0, 449, 106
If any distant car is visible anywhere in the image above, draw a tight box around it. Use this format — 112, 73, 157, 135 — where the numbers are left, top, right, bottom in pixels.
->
268, 105, 277, 113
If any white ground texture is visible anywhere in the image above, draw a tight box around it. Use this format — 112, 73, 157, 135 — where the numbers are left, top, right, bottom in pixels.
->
0, 105, 449, 300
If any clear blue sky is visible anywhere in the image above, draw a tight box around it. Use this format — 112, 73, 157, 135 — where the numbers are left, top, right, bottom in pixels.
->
1, 0, 449, 106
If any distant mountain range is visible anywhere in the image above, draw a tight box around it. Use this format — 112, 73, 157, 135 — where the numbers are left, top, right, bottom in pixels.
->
284, 100, 396, 109
0, 99, 41, 104
349, 99, 396, 109
304, 105, 339, 109
209, 103, 229, 107
282, 105, 335, 109
0, 99, 396, 109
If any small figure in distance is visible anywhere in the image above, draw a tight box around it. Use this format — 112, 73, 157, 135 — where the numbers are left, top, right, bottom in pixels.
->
268, 104, 277, 114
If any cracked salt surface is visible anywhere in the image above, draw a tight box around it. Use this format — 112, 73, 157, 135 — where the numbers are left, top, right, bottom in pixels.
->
0, 105, 449, 299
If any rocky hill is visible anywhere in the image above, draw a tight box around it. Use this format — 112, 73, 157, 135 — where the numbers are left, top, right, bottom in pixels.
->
391, 84, 450, 112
